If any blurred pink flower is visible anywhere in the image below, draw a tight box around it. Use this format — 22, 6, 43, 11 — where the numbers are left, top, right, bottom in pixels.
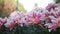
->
56, 11, 60, 17
4, 11, 25, 30
25, 11, 42, 25
4, 18, 16, 30
46, 3, 58, 11
9, 11, 25, 26
0, 18, 7, 29
45, 23, 57, 31
45, 18, 60, 32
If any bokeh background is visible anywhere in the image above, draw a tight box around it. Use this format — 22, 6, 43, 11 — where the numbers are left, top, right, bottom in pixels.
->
0, 0, 60, 17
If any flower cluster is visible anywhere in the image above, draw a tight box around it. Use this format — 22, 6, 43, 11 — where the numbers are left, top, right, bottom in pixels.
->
44, 3, 60, 32
4, 11, 25, 30
0, 3, 60, 32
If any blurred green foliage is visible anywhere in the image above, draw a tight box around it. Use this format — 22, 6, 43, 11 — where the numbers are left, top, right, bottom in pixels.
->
54, 0, 60, 3
18, 3, 27, 13
0, 24, 60, 34
0, 0, 4, 17
0, 0, 27, 17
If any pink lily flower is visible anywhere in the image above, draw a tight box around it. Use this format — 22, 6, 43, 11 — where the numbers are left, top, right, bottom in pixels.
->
4, 11, 25, 30
46, 3, 58, 11
25, 11, 42, 25
0, 17, 7, 29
